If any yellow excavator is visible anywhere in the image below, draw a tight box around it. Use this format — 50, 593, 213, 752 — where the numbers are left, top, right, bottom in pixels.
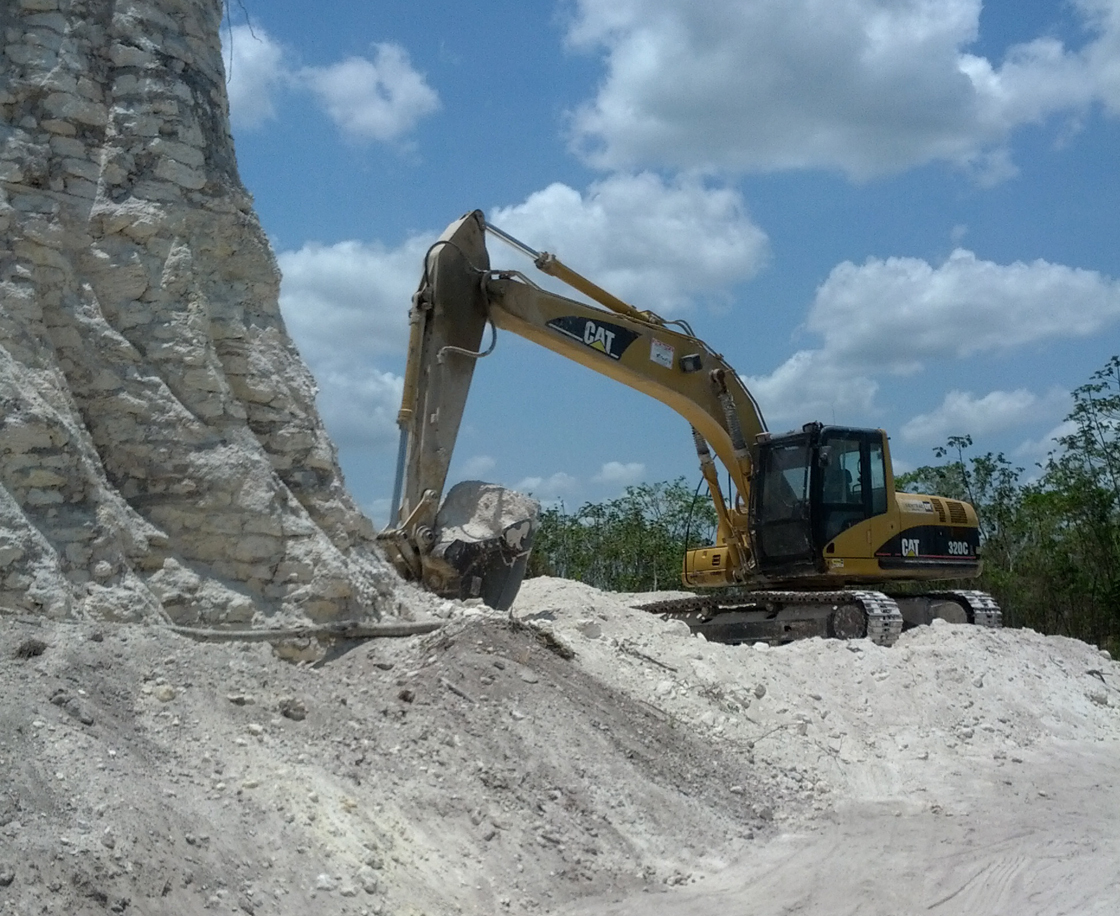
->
376, 210, 1001, 646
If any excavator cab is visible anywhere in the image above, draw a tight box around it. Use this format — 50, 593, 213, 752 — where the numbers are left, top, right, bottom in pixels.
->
751, 424, 891, 580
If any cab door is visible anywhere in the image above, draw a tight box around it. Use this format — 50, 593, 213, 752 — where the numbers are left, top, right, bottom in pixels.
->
814, 428, 890, 549
751, 434, 818, 575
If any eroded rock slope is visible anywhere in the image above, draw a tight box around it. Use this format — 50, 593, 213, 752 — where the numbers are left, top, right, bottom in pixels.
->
0, 0, 402, 625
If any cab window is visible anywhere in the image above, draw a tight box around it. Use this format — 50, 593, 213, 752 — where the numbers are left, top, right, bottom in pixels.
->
818, 431, 889, 544
868, 437, 887, 515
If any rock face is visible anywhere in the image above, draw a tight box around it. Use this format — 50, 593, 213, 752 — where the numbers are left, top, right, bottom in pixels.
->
0, 0, 400, 625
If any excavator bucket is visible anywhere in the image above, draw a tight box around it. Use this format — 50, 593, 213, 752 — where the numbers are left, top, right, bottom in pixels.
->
428, 480, 539, 610
378, 211, 539, 610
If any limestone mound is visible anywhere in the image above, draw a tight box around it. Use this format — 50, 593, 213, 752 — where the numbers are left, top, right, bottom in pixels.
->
0, 0, 405, 627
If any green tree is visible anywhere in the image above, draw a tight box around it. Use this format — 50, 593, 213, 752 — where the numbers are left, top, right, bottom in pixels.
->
527, 478, 717, 592
1033, 355, 1120, 645
898, 355, 1120, 652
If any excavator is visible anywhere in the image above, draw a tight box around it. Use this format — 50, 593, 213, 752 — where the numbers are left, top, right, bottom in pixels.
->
376, 210, 1001, 647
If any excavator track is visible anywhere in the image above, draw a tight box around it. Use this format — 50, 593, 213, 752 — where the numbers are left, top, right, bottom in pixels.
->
891, 590, 1003, 629
637, 590, 904, 648
935, 590, 1002, 628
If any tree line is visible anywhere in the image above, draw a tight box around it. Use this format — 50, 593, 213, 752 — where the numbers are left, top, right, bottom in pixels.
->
527, 355, 1120, 653
897, 355, 1120, 653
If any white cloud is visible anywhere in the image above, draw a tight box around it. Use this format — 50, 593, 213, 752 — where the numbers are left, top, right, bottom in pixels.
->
223, 28, 439, 144
458, 455, 497, 478
513, 472, 579, 502
223, 24, 288, 129
1013, 419, 1079, 462
900, 388, 1070, 445
278, 235, 433, 447
311, 367, 403, 449
593, 461, 646, 485
1079, 0, 1120, 115
275, 173, 766, 449
278, 236, 432, 365
489, 174, 768, 314
751, 250, 1120, 425
302, 44, 441, 144
747, 350, 880, 429
565, 0, 1118, 179
809, 250, 1120, 371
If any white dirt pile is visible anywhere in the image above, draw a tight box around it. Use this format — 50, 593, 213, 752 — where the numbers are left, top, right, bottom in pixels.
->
2, 577, 1118, 916
0, 0, 404, 628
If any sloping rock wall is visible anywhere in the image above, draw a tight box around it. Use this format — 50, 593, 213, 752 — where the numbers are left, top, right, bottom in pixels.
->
0, 0, 401, 625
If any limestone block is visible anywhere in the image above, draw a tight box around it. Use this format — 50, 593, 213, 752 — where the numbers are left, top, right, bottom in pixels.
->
87, 250, 150, 300
0, 545, 26, 566
1, 422, 58, 453
112, 73, 139, 94
61, 156, 100, 181
21, 468, 67, 487
5, 43, 58, 69
25, 12, 68, 34
133, 178, 181, 201
19, 0, 61, 11
49, 136, 86, 157
25, 487, 64, 506
39, 68, 77, 93
109, 42, 154, 68
149, 136, 204, 168
41, 118, 76, 136
153, 155, 206, 189
43, 92, 108, 127
24, 27, 64, 53
64, 176, 98, 199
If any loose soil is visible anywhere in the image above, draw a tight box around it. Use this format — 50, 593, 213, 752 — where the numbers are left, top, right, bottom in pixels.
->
1, 577, 1118, 915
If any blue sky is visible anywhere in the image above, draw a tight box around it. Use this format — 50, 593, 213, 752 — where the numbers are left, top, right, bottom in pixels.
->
223, 0, 1120, 524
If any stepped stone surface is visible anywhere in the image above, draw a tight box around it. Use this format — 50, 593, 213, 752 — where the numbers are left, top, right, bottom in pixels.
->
0, 0, 403, 625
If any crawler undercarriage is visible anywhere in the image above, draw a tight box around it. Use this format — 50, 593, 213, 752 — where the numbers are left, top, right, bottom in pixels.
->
637, 589, 1003, 648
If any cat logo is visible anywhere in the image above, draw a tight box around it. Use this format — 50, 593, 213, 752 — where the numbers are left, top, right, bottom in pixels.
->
546, 316, 639, 361
901, 537, 920, 557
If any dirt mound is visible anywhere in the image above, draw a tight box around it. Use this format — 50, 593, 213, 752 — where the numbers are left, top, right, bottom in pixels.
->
2, 577, 1118, 915
0, 605, 784, 915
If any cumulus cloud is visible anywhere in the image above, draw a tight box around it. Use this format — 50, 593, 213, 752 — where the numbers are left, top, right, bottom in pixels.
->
900, 388, 1070, 445
750, 250, 1120, 424
747, 350, 880, 430
278, 235, 433, 447
223, 27, 440, 144
514, 472, 579, 503
490, 174, 768, 314
279, 236, 432, 364
808, 250, 1120, 372
223, 24, 288, 129
458, 455, 497, 478
310, 367, 404, 449
302, 44, 441, 144
1014, 419, 1079, 462
565, 0, 1118, 179
593, 461, 646, 485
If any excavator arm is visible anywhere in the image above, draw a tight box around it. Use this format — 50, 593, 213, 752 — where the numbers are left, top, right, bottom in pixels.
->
378, 210, 768, 605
